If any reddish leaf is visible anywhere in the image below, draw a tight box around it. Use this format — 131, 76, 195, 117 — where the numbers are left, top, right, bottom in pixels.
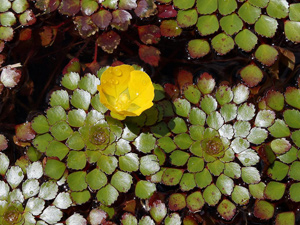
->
0, 55, 5, 67
39, 26, 58, 47
160, 20, 182, 37
139, 45, 161, 66
134, 0, 157, 18
123, 200, 136, 214
0, 134, 8, 151
73, 16, 98, 38
58, 0, 80, 16
0, 41, 4, 53
176, 69, 193, 90
91, 9, 112, 30
111, 9, 132, 31
0, 66, 21, 88
158, 5, 177, 18
62, 58, 81, 74
97, 31, 121, 54
164, 83, 179, 99
35, 0, 60, 12
15, 122, 36, 142
138, 25, 161, 45
19, 10, 36, 26
19, 28, 32, 41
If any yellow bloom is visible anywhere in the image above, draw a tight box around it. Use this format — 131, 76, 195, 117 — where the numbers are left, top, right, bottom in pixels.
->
97, 65, 155, 120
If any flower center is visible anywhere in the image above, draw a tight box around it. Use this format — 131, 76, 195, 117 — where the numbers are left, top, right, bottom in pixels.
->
115, 92, 131, 111
202, 137, 224, 156
89, 125, 110, 145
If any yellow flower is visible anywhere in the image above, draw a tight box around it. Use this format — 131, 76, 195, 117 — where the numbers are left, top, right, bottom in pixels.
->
97, 65, 155, 120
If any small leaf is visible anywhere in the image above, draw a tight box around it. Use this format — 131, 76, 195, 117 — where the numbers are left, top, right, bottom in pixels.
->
138, 25, 160, 45
217, 199, 236, 221
255, 44, 278, 66
160, 20, 182, 37
97, 30, 121, 54
168, 193, 186, 211
111, 171, 133, 193
58, 0, 80, 16
196, 15, 219, 36
284, 21, 300, 43
135, 180, 156, 199
218, 0, 237, 15
139, 45, 160, 66
196, 0, 217, 14
220, 13, 243, 35
255, 15, 278, 38
231, 185, 250, 205
238, 2, 261, 24
177, 9, 197, 28
211, 33, 235, 55
0, 26, 13, 41
187, 39, 210, 58
289, 3, 300, 22
254, 200, 274, 220
266, 0, 288, 19
203, 184, 221, 206
240, 64, 263, 87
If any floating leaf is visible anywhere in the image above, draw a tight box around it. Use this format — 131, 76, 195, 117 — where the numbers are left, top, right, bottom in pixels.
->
187, 39, 210, 58
97, 31, 121, 54
203, 184, 221, 206
266, 0, 288, 19
96, 184, 119, 206
160, 20, 182, 37
177, 9, 197, 28
196, 0, 217, 14
231, 185, 250, 205
162, 168, 184, 186
238, 2, 261, 24
220, 13, 243, 35
254, 200, 274, 220
139, 45, 160, 66
217, 199, 236, 221
289, 183, 300, 202
91, 9, 112, 30
284, 21, 300, 43
255, 44, 278, 66
196, 15, 219, 36
158, 5, 177, 18
111, 171, 133, 193
58, 0, 80, 16
150, 200, 167, 224
275, 212, 296, 225
289, 3, 300, 22
135, 180, 156, 199
211, 33, 234, 55
138, 25, 160, 45
240, 64, 263, 87
255, 15, 278, 38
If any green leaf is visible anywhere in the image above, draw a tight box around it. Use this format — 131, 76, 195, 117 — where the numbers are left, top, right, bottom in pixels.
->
49, 90, 70, 110
46, 106, 67, 125
67, 109, 86, 127
160, 20, 182, 37
220, 13, 243, 35
289, 3, 300, 22
290, 183, 300, 202
168, 117, 188, 134
67, 151, 86, 170
285, 21, 300, 43
241, 167, 261, 184
67, 171, 87, 191
66, 131, 85, 150
218, 0, 237, 15
285, 87, 300, 109
275, 212, 296, 225
134, 133, 155, 153
217, 199, 236, 221
173, 98, 191, 117
86, 169, 107, 190
215, 85, 233, 105
46, 140, 69, 160
186, 191, 205, 211
231, 185, 250, 205
289, 161, 300, 181
249, 0, 269, 8
135, 180, 156, 199
216, 174, 234, 195
211, 33, 234, 55
247, 127, 268, 144
32, 133, 53, 152
97, 155, 118, 175
168, 193, 186, 211
149, 200, 167, 224
220, 103, 237, 122
111, 171, 133, 193
173, 0, 195, 9
61, 72, 80, 90
177, 9, 197, 28
266, 90, 285, 111
203, 184, 221, 206
249, 182, 266, 199
157, 136, 177, 153
266, 0, 288, 19
183, 84, 201, 104
71, 190, 91, 205
180, 173, 196, 191
71, 89, 91, 110
238, 2, 261, 24
255, 15, 278, 38
195, 168, 212, 188
254, 200, 274, 220
264, 181, 286, 200
96, 184, 119, 206
50, 121, 73, 141
140, 155, 160, 176
119, 153, 139, 172
200, 95, 217, 114
255, 44, 278, 66
268, 119, 290, 138
240, 64, 263, 87
196, 0, 217, 14
174, 133, 193, 149
170, 150, 190, 166
162, 168, 184, 186
31, 115, 49, 134
267, 161, 289, 181
196, 15, 219, 36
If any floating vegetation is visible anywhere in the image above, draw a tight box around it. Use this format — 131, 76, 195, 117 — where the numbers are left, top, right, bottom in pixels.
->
0, 0, 300, 224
